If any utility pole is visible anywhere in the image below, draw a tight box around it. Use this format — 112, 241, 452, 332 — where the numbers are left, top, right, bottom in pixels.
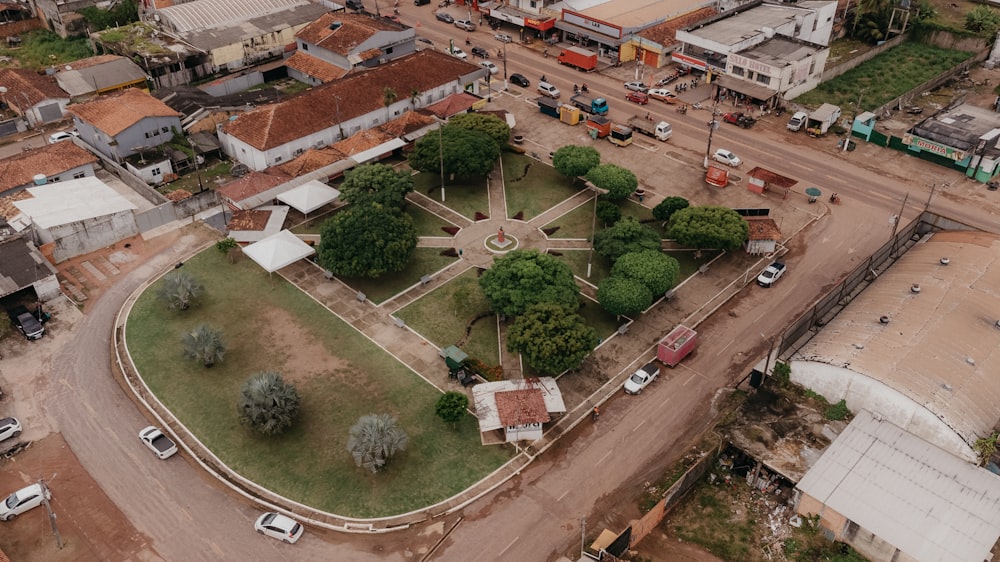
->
889, 192, 908, 257
703, 84, 721, 169
438, 126, 445, 202
38, 479, 63, 550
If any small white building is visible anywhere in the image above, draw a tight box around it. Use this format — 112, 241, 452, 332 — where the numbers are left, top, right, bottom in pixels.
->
12, 177, 138, 263
473, 378, 566, 445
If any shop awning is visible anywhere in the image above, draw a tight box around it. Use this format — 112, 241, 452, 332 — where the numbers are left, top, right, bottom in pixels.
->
713, 75, 777, 103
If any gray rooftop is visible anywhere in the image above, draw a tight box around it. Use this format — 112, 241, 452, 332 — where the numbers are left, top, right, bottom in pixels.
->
179, 2, 330, 52
157, 0, 317, 33
13, 177, 137, 230
740, 36, 822, 67
55, 58, 148, 97
687, 4, 806, 46
911, 103, 1000, 153
0, 235, 57, 299
797, 410, 1000, 562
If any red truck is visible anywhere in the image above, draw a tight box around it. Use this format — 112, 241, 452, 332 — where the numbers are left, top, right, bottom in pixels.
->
657, 325, 697, 367
557, 47, 597, 71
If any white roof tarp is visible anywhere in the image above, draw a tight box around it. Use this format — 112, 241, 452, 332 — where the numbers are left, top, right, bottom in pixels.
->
242, 229, 315, 273
276, 180, 340, 214
14, 176, 137, 229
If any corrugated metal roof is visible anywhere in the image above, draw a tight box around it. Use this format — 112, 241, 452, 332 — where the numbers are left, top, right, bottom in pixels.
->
156, 0, 313, 33
797, 410, 1000, 562
13, 177, 137, 230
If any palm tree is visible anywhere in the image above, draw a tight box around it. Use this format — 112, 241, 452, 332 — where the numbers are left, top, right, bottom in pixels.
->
237, 372, 301, 436
156, 271, 203, 310
409, 87, 420, 111
347, 413, 408, 473
382, 87, 397, 123
182, 324, 226, 367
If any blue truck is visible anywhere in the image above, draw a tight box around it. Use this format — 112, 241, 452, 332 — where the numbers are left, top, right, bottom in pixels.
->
570, 94, 609, 115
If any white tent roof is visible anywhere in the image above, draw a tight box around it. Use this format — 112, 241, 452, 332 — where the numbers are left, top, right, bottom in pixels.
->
276, 180, 340, 214
242, 229, 315, 273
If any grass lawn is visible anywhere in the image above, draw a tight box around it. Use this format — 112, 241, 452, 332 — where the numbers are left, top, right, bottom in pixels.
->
289, 209, 339, 235
407, 205, 455, 237
338, 248, 460, 304
543, 198, 661, 239
556, 249, 614, 286
126, 250, 511, 518
413, 173, 489, 221
502, 153, 580, 220
673, 250, 721, 280
0, 31, 93, 70
577, 296, 626, 341
395, 268, 499, 365
160, 160, 233, 194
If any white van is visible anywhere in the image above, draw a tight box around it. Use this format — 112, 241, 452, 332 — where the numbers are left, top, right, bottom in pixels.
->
787, 111, 808, 132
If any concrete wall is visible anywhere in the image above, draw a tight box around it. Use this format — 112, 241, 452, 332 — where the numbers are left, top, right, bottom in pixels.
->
200, 72, 265, 97
33, 274, 61, 302
113, 116, 185, 159
796, 493, 918, 562
41, 209, 139, 263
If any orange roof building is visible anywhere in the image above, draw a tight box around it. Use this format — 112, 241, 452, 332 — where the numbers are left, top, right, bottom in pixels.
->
68, 89, 182, 160
0, 142, 100, 196
0, 68, 70, 126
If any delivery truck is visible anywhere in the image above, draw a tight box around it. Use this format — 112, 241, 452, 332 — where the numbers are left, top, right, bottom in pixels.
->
657, 325, 697, 367
570, 94, 609, 115
626, 116, 672, 141
557, 47, 598, 71
806, 103, 841, 137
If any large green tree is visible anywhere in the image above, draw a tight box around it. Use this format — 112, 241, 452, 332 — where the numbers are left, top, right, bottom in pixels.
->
611, 250, 680, 297
435, 391, 470, 427
479, 249, 580, 317
237, 372, 301, 436
652, 196, 690, 225
157, 271, 203, 311
593, 217, 661, 262
552, 145, 601, 178
347, 413, 409, 473
448, 113, 511, 147
597, 275, 653, 317
339, 163, 414, 209
667, 206, 749, 251
586, 164, 637, 201
182, 324, 226, 368
318, 204, 417, 278
506, 303, 596, 374
407, 125, 499, 179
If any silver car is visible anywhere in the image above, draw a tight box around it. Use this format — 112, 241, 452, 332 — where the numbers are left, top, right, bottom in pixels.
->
0, 418, 22, 442
0, 483, 50, 521
454, 19, 476, 31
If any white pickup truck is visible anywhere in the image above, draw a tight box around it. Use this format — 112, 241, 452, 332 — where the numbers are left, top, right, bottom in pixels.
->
139, 426, 178, 459
757, 262, 786, 288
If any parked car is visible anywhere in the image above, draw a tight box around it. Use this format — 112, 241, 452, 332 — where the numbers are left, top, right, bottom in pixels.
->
537, 81, 560, 99
454, 19, 476, 31
448, 47, 467, 60
625, 91, 649, 105
510, 73, 530, 87
480, 61, 499, 75
713, 148, 742, 167
47, 130, 78, 144
435, 11, 454, 23
416, 37, 435, 49
471, 46, 489, 59
494, 32, 513, 43
624, 363, 660, 395
255, 512, 304, 544
0, 483, 50, 521
346, 0, 364, 10
414, 0, 431, 5
7, 306, 44, 340
139, 426, 178, 460
624, 81, 649, 92
0, 418, 21, 443
647, 88, 678, 103
722, 112, 756, 128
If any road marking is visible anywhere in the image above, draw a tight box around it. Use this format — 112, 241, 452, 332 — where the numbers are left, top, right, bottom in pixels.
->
683, 372, 699, 386
209, 542, 225, 557
557, 489, 570, 501
181, 507, 193, 521
596, 449, 614, 466
632, 419, 647, 432
718, 340, 733, 354
660, 394, 672, 407
498, 536, 519, 557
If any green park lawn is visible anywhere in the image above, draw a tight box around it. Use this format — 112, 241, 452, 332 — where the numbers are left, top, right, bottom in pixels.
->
126, 250, 512, 518
339, 248, 459, 304
413, 173, 489, 221
543, 199, 663, 239
502, 153, 581, 220
289, 205, 451, 237
556, 249, 720, 287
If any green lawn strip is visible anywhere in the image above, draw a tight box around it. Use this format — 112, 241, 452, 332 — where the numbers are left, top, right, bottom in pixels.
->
795, 42, 973, 111
0, 31, 92, 70
502, 153, 581, 220
541, 200, 595, 239
576, 296, 624, 341
395, 268, 499, 364
126, 250, 511, 517
338, 248, 459, 304
407, 204, 455, 237
619, 199, 666, 238
556, 249, 614, 286
672, 250, 721, 280
289, 208, 340, 235
412, 173, 489, 221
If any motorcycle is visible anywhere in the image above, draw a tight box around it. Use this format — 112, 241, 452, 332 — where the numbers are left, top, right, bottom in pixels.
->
692, 102, 704, 110
573, 84, 580, 94
829, 193, 841, 204
676, 104, 687, 114
581, 83, 588, 93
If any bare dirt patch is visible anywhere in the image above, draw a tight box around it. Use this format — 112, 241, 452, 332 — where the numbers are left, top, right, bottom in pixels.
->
256, 305, 351, 387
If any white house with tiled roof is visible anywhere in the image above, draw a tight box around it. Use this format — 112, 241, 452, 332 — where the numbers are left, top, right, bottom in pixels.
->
0, 68, 70, 129
0, 143, 99, 197
473, 378, 566, 445
67, 88, 182, 161
218, 49, 483, 171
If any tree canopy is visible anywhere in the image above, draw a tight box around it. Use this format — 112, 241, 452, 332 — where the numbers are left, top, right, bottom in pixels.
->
552, 145, 601, 178
157, 271, 203, 311
652, 196, 690, 224
595, 200, 621, 227
966, 5, 1000, 37
448, 113, 511, 147
593, 217, 661, 261
435, 391, 469, 427
586, 164, 637, 201
611, 250, 680, 297
339, 163, 414, 209
407, 125, 500, 179
317, 204, 417, 278
347, 413, 408, 473
506, 303, 596, 374
237, 372, 300, 436
597, 275, 653, 317
479, 249, 580, 317
667, 206, 749, 251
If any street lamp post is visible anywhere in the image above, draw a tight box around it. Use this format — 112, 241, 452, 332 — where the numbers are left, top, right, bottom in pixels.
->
438, 125, 446, 202
703, 84, 721, 169
584, 181, 609, 278
502, 40, 508, 90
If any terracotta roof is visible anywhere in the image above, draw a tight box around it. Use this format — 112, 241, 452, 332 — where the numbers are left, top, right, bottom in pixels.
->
638, 7, 718, 48
284, 51, 348, 83
333, 127, 394, 156
68, 88, 181, 137
272, 146, 347, 177
221, 49, 479, 151
227, 209, 271, 231
0, 68, 68, 108
747, 166, 797, 188
745, 217, 782, 241
296, 12, 398, 55
216, 170, 290, 203
495, 389, 550, 426
422, 92, 479, 119
376, 110, 437, 137
0, 142, 99, 194
62, 54, 125, 71
0, 190, 32, 222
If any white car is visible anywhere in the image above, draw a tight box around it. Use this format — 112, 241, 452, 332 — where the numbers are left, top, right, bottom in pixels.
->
537, 81, 560, 99
624, 81, 649, 92
0, 483, 50, 521
449, 47, 467, 60
0, 418, 22, 442
713, 148, 742, 167
624, 362, 660, 395
255, 512, 304, 544
494, 32, 513, 43
47, 130, 78, 144
139, 426, 178, 460
480, 61, 499, 75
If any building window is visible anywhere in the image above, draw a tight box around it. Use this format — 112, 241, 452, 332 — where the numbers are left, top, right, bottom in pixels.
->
151, 167, 161, 175
756, 74, 771, 86
48, 176, 60, 183
145, 130, 160, 138
273, 156, 282, 163
161, 126, 169, 133
731, 66, 744, 77
73, 171, 86, 179
386, 46, 393, 54
530, 0, 536, 6
809, 60, 816, 74
302, 43, 309, 51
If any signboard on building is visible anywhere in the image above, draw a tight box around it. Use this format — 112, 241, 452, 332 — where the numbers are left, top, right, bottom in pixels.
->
562, 11, 621, 40
902, 133, 965, 160
671, 52, 705, 71
729, 53, 773, 78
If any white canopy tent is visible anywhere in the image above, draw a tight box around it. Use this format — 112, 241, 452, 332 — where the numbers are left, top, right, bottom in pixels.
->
242, 229, 315, 273
276, 180, 341, 215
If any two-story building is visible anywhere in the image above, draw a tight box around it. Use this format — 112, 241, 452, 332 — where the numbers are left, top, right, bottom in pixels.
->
0, 142, 99, 197
67, 88, 182, 161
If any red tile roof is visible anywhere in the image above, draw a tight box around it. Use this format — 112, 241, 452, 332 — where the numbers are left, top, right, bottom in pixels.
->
638, 7, 718, 48
495, 389, 550, 426
284, 51, 348, 83
333, 127, 394, 156
216, 170, 290, 204
422, 92, 479, 119
0, 190, 32, 221
221, 49, 479, 151
376, 110, 437, 137
68, 88, 180, 136
272, 146, 347, 177
0, 142, 99, 193
0, 68, 67, 108
227, 209, 271, 231
296, 12, 399, 55
745, 217, 782, 241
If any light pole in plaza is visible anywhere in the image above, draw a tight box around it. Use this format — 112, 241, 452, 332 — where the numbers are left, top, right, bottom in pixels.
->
502, 39, 508, 90
584, 181, 609, 279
